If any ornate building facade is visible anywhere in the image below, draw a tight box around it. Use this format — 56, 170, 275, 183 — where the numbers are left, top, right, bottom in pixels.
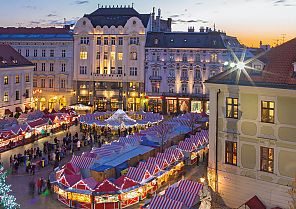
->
0, 27, 74, 111
73, 5, 171, 111
144, 28, 242, 114
0, 44, 34, 116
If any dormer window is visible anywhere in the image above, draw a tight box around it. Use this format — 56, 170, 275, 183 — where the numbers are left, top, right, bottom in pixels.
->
133, 20, 137, 25
154, 38, 159, 45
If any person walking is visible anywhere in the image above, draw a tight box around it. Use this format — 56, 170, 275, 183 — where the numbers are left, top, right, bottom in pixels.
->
37, 178, 42, 194
196, 153, 200, 166
77, 140, 81, 151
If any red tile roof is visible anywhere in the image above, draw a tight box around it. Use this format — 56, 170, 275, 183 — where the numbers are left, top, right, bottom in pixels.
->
0, 27, 71, 34
0, 44, 33, 68
207, 37, 296, 89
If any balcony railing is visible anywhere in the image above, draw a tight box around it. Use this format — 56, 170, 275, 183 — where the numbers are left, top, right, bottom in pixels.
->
149, 75, 162, 81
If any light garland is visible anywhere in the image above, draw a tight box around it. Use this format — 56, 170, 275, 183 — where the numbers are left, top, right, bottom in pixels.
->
0, 164, 20, 209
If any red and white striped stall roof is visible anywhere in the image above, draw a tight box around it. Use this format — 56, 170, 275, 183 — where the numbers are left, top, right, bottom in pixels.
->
177, 141, 196, 152
178, 179, 203, 194
114, 175, 139, 190
62, 162, 80, 175
164, 187, 199, 208
185, 138, 202, 147
138, 161, 160, 176
126, 167, 152, 183
58, 174, 81, 187
70, 155, 95, 169
156, 153, 177, 164
147, 157, 169, 170
118, 136, 141, 145
164, 148, 184, 160
149, 195, 186, 209
191, 130, 209, 143
71, 177, 98, 191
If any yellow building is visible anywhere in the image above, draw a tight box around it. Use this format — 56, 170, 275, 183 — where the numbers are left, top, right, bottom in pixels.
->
205, 38, 296, 208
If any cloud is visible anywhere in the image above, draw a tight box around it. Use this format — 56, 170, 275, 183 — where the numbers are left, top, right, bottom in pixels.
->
172, 19, 208, 24
47, 14, 57, 17
29, 21, 41, 25
74, 0, 89, 5
273, 0, 296, 6
169, 15, 180, 18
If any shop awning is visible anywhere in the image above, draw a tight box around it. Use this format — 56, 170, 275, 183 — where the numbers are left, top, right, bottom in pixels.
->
245, 196, 266, 209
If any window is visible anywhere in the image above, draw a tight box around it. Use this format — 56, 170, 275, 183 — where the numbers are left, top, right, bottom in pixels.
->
181, 69, 187, 78
111, 67, 116, 74
50, 63, 54, 72
15, 75, 20, 84
41, 79, 45, 88
104, 52, 108, 60
49, 78, 53, 88
25, 74, 30, 82
181, 83, 187, 93
15, 91, 20, 100
117, 67, 122, 75
60, 79, 66, 89
25, 49, 30, 57
50, 49, 54, 57
25, 89, 29, 98
80, 37, 89, 44
4, 76, 8, 85
195, 69, 201, 79
80, 51, 87, 60
152, 82, 160, 93
61, 63, 66, 72
62, 50, 66, 58
97, 37, 101, 45
169, 84, 174, 93
33, 78, 37, 87
195, 54, 201, 62
118, 37, 123, 45
96, 52, 100, 60
260, 147, 274, 173
118, 53, 123, 61
41, 63, 46, 71
182, 54, 187, 62
104, 37, 108, 45
168, 69, 175, 78
17, 49, 21, 54
210, 71, 216, 77
130, 52, 137, 60
34, 49, 37, 57
211, 53, 218, 62
130, 67, 137, 76
42, 49, 46, 57
152, 68, 159, 77
225, 141, 237, 165
226, 97, 238, 119
34, 63, 37, 71
261, 101, 275, 123
79, 66, 87, 75
129, 37, 139, 45
169, 54, 174, 61
154, 38, 159, 45
111, 37, 116, 45
3, 92, 8, 102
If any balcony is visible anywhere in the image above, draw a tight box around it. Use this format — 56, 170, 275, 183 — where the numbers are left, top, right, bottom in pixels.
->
149, 75, 162, 81
93, 73, 123, 81
180, 76, 189, 81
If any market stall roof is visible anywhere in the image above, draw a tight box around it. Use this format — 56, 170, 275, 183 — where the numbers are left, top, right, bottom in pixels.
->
70, 155, 95, 169
164, 148, 184, 160
177, 141, 197, 152
147, 157, 169, 170
178, 180, 203, 194
156, 153, 177, 164
138, 161, 161, 176
149, 195, 187, 209
245, 195, 266, 209
58, 174, 81, 187
126, 167, 152, 183
105, 109, 136, 123
71, 177, 98, 191
164, 187, 200, 208
62, 162, 81, 175
94, 179, 120, 193
184, 138, 202, 148
90, 164, 113, 172
27, 118, 51, 129
114, 175, 139, 190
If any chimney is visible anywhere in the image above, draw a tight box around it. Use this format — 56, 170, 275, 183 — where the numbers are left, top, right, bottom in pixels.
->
158, 8, 161, 17
199, 27, 205, 32
167, 18, 172, 32
152, 7, 155, 20
188, 26, 194, 32
205, 27, 209, 32
260, 40, 262, 47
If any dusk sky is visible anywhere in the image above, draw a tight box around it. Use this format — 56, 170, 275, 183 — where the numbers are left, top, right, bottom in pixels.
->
1, 0, 295, 47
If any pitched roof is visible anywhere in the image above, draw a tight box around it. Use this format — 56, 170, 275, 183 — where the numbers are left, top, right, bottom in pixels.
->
84, 7, 150, 27
145, 31, 226, 49
0, 27, 73, 41
0, 44, 33, 68
206, 37, 296, 90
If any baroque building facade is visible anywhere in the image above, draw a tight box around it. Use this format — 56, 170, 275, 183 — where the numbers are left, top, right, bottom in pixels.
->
205, 38, 296, 208
0, 44, 34, 116
73, 5, 171, 111
144, 28, 242, 114
0, 27, 74, 111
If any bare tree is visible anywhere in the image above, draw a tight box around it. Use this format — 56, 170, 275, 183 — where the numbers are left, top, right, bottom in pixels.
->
156, 122, 172, 152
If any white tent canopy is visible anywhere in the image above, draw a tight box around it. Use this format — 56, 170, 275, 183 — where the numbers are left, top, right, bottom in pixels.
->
105, 109, 136, 124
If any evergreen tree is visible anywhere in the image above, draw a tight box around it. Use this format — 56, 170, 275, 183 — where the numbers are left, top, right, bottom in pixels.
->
0, 164, 20, 209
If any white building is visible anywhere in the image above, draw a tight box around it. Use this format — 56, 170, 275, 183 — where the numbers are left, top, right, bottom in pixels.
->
0, 44, 34, 116
73, 5, 171, 111
0, 27, 74, 111
144, 27, 242, 114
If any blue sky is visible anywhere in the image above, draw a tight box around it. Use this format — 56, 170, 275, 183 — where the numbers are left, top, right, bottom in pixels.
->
1, 0, 296, 46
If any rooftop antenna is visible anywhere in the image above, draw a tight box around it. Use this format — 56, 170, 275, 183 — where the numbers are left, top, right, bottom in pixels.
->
213, 23, 216, 31
281, 33, 286, 44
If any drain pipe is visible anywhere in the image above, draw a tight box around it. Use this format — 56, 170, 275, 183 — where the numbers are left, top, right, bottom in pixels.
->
215, 89, 221, 192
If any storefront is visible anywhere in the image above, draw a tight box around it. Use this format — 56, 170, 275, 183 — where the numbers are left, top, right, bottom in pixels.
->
166, 97, 177, 113
179, 98, 190, 113
111, 98, 120, 111
96, 98, 107, 112
127, 97, 141, 112
94, 195, 120, 209
146, 96, 162, 113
